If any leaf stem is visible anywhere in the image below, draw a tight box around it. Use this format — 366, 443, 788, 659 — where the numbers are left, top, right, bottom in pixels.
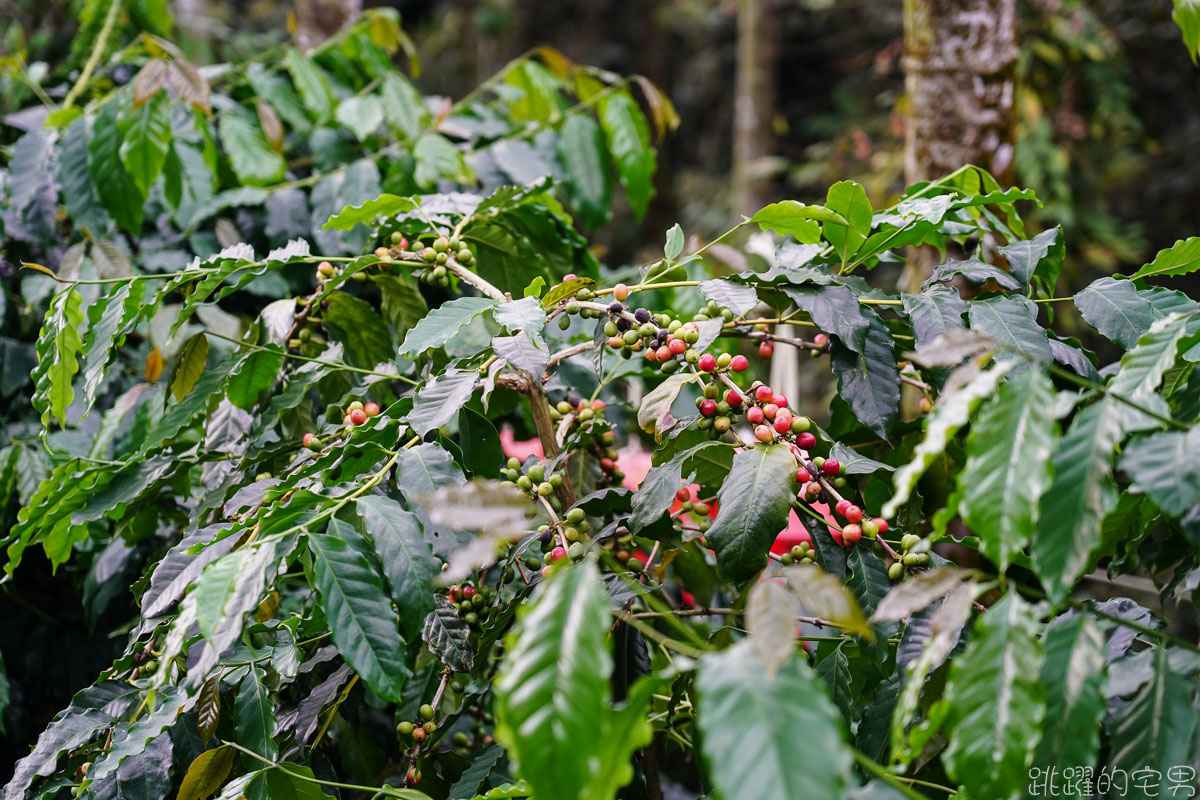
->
852, 749, 954, 798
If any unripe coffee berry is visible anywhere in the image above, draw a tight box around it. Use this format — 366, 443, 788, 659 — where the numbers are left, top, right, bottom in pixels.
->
717, 353, 732, 368
419, 704, 435, 720
566, 507, 586, 523
302, 432, 317, 448
791, 416, 811, 432
397, 721, 414, 735
537, 482, 554, 496
613, 283, 630, 301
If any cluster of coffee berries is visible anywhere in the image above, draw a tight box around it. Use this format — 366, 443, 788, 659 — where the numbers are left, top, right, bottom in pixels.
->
550, 393, 607, 426
674, 485, 715, 537
396, 702, 438, 746
888, 533, 930, 579
524, 507, 591, 577
501, 458, 564, 503
779, 541, 816, 566
374, 230, 409, 260
691, 298, 736, 324
831, 500, 888, 546
340, 399, 380, 427
446, 583, 497, 629
696, 351, 750, 374
600, 302, 704, 374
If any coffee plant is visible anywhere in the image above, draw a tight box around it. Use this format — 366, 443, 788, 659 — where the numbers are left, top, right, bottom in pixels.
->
4, 10, 1200, 800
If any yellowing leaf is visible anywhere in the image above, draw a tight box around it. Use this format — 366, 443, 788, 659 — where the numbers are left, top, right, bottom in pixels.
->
178, 746, 235, 800
145, 347, 164, 382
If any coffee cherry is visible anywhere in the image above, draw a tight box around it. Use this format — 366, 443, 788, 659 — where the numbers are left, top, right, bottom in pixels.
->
822, 458, 841, 476
537, 482, 554, 496
746, 406, 765, 424
302, 432, 317, 448
714, 415, 731, 433
411, 727, 426, 742
842, 524, 862, 545
835, 499, 851, 517
420, 247, 438, 262
675, 487, 691, 502
872, 518, 888, 534
634, 308, 652, 323
656, 345, 671, 361
717, 353, 732, 368
669, 338, 687, 355
888, 561, 904, 580
350, 409, 368, 425
791, 416, 811, 433
397, 720, 414, 735
613, 283, 630, 301
754, 385, 774, 403
759, 341, 775, 359
725, 389, 743, 407
730, 354, 749, 372
796, 468, 811, 483
419, 703, 435, 720
901, 534, 920, 550
773, 415, 792, 434
861, 519, 879, 538
550, 546, 567, 562
699, 399, 718, 417
754, 425, 773, 443
317, 261, 335, 278
566, 507, 586, 524
762, 403, 778, 420
797, 432, 816, 449
364, 402, 381, 417
845, 505, 863, 524
814, 333, 829, 348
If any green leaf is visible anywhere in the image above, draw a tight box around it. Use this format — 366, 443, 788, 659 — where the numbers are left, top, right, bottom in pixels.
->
395, 442, 464, 499
336, 95, 383, 141
399, 297, 496, 358
192, 544, 277, 667
285, 49, 335, 122
823, 181, 872, 264
323, 292, 395, 368
58, 117, 112, 235
89, 101, 146, 232
968, 294, 1053, 365
901, 285, 967, 350
999, 226, 1064, 297
783, 565, 871, 638
380, 73, 429, 139
414, 132, 471, 187
943, 593, 1045, 800
218, 112, 287, 186
1031, 401, 1122, 607
752, 200, 847, 244
458, 407, 504, 478
323, 193, 418, 230
636, 373, 698, 437
33, 288, 85, 427
557, 113, 612, 230
829, 312, 900, 437
118, 92, 172, 195
959, 368, 1057, 573
696, 641, 853, 800
375, 275, 428, 338
410, 368, 478, 436
80, 280, 147, 415
235, 667, 278, 760
226, 347, 284, 410
705, 444, 797, 583
1031, 613, 1105, 780
1074, 277, 1159, 349
927, 256, 1021, 292
1174, 0, 1200, 64
169, 333, 209, 403
422, 595, 474, 673
1120, 426, 1200, 515
495, 562, 653, 800
1107, 312, 1195, 431
178, 746, 235, 800
247, 62, 312, 133
309, 523, 409, 702
1132, 235, 1200, 281
1108, 645, 1198, 795
598, 90, 655, 219
883, 361, 1013, 518
356, 495, 438, 640
783, 284, 870, 352
698, 278, 759, 317
541, 276, 594, 309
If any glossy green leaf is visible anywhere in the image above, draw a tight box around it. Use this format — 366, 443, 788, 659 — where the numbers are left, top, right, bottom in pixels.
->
178, 746, 235, 800
557, 113, 612, 230
32, 288, 85, 427
356, 495, 438, 640
999, 226, 1064, 297
422, 595, 474, 672
1120, 426, 1200, 515
883, 361, 1012, 518
88, 101, 146, 232
959, 368, 1057, 573
1074, 277, 1158, 349
705, 444, 797, 583
696, 640, 853, 800
901, 285, 968, 350
823, 180, 871, 264
118, 92, 172, 195
943, 593, 1045, 800
226, 347, 284, 410
309, 523, 409, 702
410, 368, 478, 436
968, 294, 1053, 365
218, 112, 286, 186
285, 50, 335, 121
1031, 613, 1105, 779
399, 297, 496, 358
235, 667, 278, 760
751, 200, 846, 244
323, 193, 419, 230
829, 312, 900, 437
598, 90, 655, 219
1131, 235, 1200, 280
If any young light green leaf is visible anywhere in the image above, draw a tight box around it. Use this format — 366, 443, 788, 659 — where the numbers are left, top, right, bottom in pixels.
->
823, 181, 872, 264
33, 288, 85, 427
177, 746, 235, 800
751, 200, 848, 244
664, 223, 684, 260
285, 50, 335, 121
1131, 235, 1200, 281
119, 92, 172, 195
218, 113, 286, 186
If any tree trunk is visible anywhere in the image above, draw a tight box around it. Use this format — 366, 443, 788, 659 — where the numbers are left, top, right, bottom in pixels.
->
293, 0, 361, 51
732, 0, 778, 217
899, 0, 1018, 290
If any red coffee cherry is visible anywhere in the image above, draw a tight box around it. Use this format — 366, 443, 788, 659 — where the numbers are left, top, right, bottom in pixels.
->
762, 403, 779, 420
550, 546, 567, 562
302, 433, 317, 447
759, 341, 774, 359
675, 487, 692, 502
771, 394, 787, 408
754, 385, 774, 403
669, 338, 687, 355
842, 524, 862, 546
754, 425, 774, 443
796, 432, 816, 449
730, 355, 749, 372
796, 468, 811, 483
698, 353, 717, 372
725, 389, 743, 407
699, 399, 718, 417
872, 518, 888, 534
822, 458, 841, 476
844, 505, 863, 524
773, 415, 792, 434
350, 409, 368, 425
835, 499, 851, 517
813, 333, 829, 348
364, 402, 381, 417
746, 407, 765, 424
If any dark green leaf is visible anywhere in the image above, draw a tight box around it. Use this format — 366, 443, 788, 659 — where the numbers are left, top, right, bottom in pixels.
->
398, 297, 496, 359
557, 113, 612, 230
422, 595, 474, 672
968, 294, 1053, 364
829, 313, 900, 437
901, 285, 967, 350
410, 369, 478, 436
1031, 613, 1105, 779
1120, 426, 1200, 516
356, 495, 438, 640
783, 285, 870, 352
236, 667, 278, 760
705, 444, 797, 583
89, 101, 146, 232
458, 407, 504, 478
927, 256, 1021, 292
